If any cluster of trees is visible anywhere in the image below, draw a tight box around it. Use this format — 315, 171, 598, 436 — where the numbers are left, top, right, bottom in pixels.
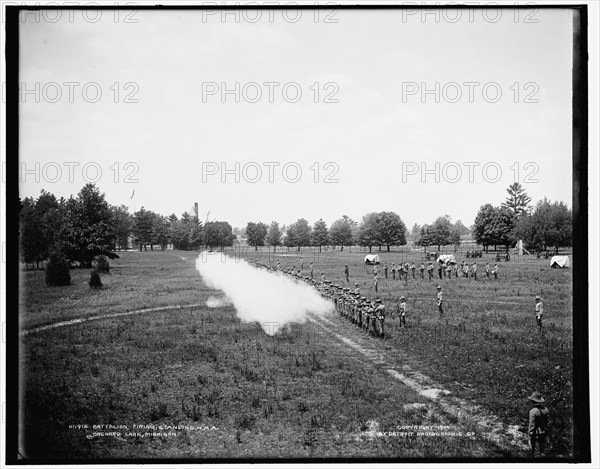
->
19, 183, 236, 269
20, 182, 572, 271
472, 183, 572, 253
244, 212, 407, 253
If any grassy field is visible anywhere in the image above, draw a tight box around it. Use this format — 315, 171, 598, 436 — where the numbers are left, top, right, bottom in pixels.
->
19, 247, 574, 460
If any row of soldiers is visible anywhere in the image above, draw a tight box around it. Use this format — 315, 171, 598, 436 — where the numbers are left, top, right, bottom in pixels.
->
373, 261, 500, 282
274, 266, 391, 338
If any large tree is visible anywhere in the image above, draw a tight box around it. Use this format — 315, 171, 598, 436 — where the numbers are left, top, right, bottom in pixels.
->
473, 204, 517, 251
311, 219, 329, 252
502, 182, 532, 217
284, 219, 312, 251
427, 216, 460, 250
374, 211, 407, 251
132, 207, 155, 251
329, 217, 354, 251
246, 222, 268, 251
357, 213, 380, 253
265, 221, 282, 252
515, 198, 572, 253
204, 221, 234, 250
111, 204, 132, 250
59, 184, 115, 266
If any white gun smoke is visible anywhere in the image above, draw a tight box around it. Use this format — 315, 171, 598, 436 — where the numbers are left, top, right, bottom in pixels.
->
195, 252, 334, 335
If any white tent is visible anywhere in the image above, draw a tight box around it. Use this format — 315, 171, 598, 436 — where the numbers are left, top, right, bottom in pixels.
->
436, 254, 456, 264
550, 255, 570, 268
364, 254, 380, 265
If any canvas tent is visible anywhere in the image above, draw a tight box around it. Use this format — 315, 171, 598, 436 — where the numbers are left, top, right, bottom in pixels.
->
436, 254, 456, 264
550, 255, 570, 268
364, 254, 380, 265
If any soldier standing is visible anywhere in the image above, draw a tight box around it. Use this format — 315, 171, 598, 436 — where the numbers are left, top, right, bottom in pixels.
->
535, 296, 544, 330
463, 262, 469, 278
374, 299, 386, 338
300, 256, 304, 270
398, 263, 405, 281
344, 264, 349, 282
372, 264, 378, 276
410, 262, 416, 279
383, 263, 388, 279
320, 272, 325, 284
391, 263, 396, 280
446, 262, 453, 280
310, 262, 314, 279
419, 263, 425, 280
527, 391, 550, 457
485, 262, 490, 278
492, 263, 499, 279
354, 283, 360, 296
472, 262, 477, 280
427, 262, 434, 281
374, 274, 379, 293
404, 263, 410, 281
436, 285, 444, 316
398, 296, 407, 328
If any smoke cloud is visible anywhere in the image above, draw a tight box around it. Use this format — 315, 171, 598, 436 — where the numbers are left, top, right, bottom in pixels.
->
195, 252, 334, 335
206, 295, 233, 308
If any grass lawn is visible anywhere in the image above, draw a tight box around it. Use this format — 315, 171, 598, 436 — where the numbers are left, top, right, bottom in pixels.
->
19, 247, 574, 460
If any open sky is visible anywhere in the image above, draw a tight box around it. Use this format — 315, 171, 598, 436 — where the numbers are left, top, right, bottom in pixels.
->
19, 7, 574, 229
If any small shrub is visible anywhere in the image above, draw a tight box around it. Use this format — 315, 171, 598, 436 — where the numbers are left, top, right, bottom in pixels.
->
89, 269, 103, 289
96, 255, 110, 273
45, 252, 71, 286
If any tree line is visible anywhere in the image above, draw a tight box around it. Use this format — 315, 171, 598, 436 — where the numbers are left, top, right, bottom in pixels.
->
19, 182, 572, 269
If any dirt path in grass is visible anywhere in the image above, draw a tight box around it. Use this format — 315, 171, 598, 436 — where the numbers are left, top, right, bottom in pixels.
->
307, 312, 530, 455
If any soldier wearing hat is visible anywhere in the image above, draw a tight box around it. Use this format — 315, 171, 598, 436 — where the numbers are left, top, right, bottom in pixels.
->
426, 262, 434, 281
436, 285, 444, 316
527, 391, 549, 457
446, 262, 453, 280
354, 283, 360, 296
398, 296, 407, 328
485, 262, 490, 278
492, 263, 498, 279
344, 264, 349, 282
410, 262, 416, 279
373, 274, 379, 293
374, 299, 386, 338
419, 263, 425, 280
320, 272, 325, 284
472, 262, 477, 280
535, 296, 544, 330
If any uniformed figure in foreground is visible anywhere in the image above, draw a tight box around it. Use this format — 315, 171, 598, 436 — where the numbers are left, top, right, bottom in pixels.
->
436, 285, 444, 316
527, 391, 550, 457
535, 295, 544, 330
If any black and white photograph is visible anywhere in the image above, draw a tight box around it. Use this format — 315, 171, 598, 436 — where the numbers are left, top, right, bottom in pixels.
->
2, 2, 598, 466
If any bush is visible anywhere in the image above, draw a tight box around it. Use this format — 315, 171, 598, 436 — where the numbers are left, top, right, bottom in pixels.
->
95, 255, 110, 273
45, 252, 71, 286
89, 269, 102, 289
